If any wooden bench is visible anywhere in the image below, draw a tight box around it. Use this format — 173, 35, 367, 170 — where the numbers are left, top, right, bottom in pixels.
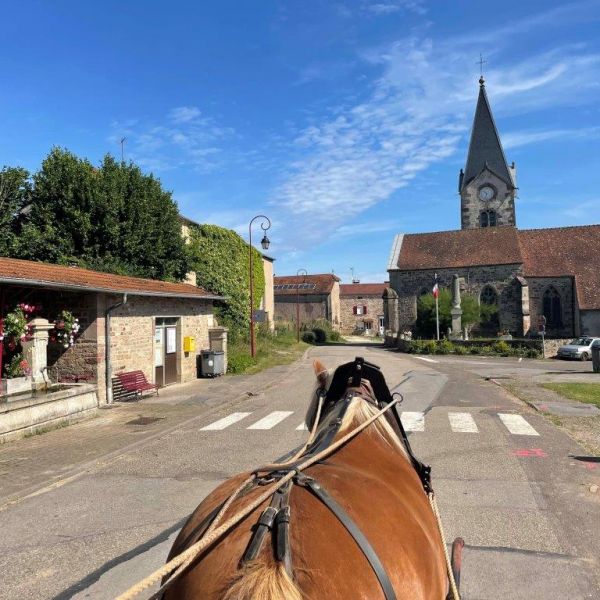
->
114, 370, 159, 401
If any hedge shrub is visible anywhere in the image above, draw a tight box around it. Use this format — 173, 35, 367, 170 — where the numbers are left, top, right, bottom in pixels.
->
302, 331, 317, 344
312, 327, 327, 343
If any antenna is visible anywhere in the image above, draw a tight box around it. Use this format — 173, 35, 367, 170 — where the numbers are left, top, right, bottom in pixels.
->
120, 137, 127, 163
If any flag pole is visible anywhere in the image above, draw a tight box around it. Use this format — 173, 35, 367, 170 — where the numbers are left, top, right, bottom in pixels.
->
435, 273, 440, 341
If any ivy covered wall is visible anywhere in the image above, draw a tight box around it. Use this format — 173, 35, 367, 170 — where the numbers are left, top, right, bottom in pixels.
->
188, 224, 265, 336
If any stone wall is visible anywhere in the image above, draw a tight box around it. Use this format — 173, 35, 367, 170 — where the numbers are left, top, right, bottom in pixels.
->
461, 168, 516, 229
581, 310, 600, 336
340, 295, 384, 334
274, 295, 329, 324
107, 294, 214, 388
329, 282, 341, 330
527, 276, 575, 338
542, 338, 574, 358
389, 263, 524, 336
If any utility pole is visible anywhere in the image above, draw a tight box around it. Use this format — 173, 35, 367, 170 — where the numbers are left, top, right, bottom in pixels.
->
120, 137, 127, 163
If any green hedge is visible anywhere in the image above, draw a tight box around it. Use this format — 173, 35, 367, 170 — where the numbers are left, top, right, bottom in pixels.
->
405, 339, 541, 358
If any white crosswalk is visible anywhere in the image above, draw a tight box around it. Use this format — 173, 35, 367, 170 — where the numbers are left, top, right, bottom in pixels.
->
199, 410, 541, 437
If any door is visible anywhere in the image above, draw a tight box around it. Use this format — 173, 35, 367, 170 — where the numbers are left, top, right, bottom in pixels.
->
154, 327, 164, 385
154, 318, 180, 387
164, 326, 178, 385
379, 316, 385, 335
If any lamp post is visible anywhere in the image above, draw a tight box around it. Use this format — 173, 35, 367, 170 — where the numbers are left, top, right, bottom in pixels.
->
249, 215, 271, 358
296, 269, 308, 342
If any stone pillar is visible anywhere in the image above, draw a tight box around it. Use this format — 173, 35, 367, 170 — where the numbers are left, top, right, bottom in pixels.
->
209, 326, 228, 372
21, 318, 54, 389
450, 274, 463, 339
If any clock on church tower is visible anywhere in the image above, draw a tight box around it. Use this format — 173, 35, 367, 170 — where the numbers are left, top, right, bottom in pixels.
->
459, 78, 517, 230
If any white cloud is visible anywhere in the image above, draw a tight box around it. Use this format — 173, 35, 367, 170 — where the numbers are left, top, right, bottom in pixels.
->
363, 1, 427, 16
271, 5, 600, 249
168, 106, 202, 123
503, 126, 600, 149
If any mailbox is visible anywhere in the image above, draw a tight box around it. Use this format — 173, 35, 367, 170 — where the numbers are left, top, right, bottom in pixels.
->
183, 336, 196, 353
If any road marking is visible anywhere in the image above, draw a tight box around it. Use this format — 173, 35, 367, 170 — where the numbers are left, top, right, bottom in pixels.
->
413, 356, 439, 363
401, 411, 425, 432
498, 414, 540, 436
200, 412, 252, 430
296, 422, 308, 431
448, 412, 478, 433
248, 411, 294, 430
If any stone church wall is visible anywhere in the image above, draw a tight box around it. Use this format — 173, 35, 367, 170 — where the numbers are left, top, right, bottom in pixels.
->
389, 263, 524, 336
580, 310, 600, 336
527, 277, 575, 338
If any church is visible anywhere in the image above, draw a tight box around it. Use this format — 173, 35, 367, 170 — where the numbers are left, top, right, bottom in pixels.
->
386, 77, 600, 339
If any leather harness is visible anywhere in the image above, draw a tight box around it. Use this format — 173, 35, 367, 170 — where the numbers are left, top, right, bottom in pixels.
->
166, 357, 434, 600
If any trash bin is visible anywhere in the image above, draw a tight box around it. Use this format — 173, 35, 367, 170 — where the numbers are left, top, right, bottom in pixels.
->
199, 350, 225, 377
592, 342, 600, 374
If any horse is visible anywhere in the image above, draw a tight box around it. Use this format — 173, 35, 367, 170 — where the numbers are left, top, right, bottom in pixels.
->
161, 358, 449, 600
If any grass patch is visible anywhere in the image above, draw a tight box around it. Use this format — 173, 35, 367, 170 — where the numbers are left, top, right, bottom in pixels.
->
227, 329, 308, 375
541, 383, 600, 407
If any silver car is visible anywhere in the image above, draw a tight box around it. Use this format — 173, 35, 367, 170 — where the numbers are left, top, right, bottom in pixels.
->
557, 336, 600, 361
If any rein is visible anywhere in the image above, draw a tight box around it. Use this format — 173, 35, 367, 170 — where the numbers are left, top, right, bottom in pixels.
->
116, 393, 403, 600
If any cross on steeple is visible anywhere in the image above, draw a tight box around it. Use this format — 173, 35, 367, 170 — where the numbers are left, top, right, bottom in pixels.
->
477, 53, 487, 83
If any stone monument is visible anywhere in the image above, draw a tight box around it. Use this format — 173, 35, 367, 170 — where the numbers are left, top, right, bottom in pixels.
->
450, 274, 463, 339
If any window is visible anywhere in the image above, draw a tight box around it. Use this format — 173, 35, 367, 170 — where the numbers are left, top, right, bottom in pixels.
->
543, 287, 562, 327
354, 305, 363, 315
480, 286, 498, 305
480, 210, 497, 227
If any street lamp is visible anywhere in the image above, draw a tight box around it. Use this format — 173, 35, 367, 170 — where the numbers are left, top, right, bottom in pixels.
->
249, 215, 271, 358
296, 269, 308, 342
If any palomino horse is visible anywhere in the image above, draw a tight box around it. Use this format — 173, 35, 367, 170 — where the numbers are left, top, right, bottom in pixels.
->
162, 358, 449, 600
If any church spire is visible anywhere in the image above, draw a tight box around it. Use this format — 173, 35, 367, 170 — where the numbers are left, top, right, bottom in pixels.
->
460, 77, 514, 191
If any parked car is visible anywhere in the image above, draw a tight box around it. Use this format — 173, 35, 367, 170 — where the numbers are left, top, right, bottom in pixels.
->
556, 337, 600, 360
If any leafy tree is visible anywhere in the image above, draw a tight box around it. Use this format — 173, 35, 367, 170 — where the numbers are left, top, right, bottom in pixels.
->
14, 148, 191, 280
188, 224, 265, 336
416, 289, 488, 337
0, 167, 30, 255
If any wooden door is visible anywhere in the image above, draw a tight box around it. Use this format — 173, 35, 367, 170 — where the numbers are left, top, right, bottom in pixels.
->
164, 326, 178, 385
154, 327, 164, 387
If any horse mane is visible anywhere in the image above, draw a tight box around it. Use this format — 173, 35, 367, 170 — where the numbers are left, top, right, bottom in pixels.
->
339, 390, 410, 461
223, 561, 302, 600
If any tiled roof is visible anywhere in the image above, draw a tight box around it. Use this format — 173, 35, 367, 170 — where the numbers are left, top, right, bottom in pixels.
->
396, 227, 522, 270
274, 274, 340, 296
0, 257, 222, 299
519, 225, 600, 310
393, 224, 600, 310
340, 283, 387, 297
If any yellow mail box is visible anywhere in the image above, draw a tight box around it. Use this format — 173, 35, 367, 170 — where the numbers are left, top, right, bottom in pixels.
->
183, 336, 196, 353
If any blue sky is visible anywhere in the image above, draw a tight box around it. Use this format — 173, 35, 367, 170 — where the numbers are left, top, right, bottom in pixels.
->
2, 1, 600, 283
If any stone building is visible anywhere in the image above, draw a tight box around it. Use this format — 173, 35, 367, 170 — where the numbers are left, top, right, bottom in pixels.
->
386, 77, 600, 339
0, 257, 226, 404
339, 283, 387, 335
273, 274, 341, 330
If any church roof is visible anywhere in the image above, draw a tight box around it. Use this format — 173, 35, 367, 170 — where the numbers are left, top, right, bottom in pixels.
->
462, 79, 514, 190
519, 225, 600, 310
392, 224, 600, 310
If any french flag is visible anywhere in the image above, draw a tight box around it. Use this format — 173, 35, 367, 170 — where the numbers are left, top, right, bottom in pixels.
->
432, 281, 439, 298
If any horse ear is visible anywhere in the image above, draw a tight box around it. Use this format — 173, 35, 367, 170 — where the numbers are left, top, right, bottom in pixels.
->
313, 359, 328, 384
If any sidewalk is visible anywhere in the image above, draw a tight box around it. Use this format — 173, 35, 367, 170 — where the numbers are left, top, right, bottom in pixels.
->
0, 351, 309, 509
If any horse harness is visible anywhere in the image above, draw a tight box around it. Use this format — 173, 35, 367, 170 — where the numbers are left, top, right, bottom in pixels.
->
168, 358, 433, 600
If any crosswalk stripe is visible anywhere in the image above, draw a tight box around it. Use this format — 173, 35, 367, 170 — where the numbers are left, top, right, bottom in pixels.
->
248, 411, 294, 430
296, 422, 308, 431
200, 412, 251, 431
448, 412, 478, 433
401, 411, 425, 432
498, 413, 539, 436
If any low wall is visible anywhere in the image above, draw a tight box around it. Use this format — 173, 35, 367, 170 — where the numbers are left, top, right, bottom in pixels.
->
541, 338, 572, 358
0, 384, 98, 444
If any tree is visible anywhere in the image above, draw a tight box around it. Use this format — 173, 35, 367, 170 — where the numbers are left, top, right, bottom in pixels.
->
0, 167, 30, 255
416, 289, 485, 337
14, 148, 191, 280
188, 224, 265, 336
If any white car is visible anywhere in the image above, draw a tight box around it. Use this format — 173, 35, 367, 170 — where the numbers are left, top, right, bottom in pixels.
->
557, 337, 600, 361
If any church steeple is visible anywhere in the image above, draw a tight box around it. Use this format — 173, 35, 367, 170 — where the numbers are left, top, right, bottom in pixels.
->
459, 78, 517, 230
461, 77, 514, 190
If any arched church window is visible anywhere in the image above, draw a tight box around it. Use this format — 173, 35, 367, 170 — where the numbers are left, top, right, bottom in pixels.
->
480, 286, 498, 305
543, 287, 562, 327
480, 210, 497, 227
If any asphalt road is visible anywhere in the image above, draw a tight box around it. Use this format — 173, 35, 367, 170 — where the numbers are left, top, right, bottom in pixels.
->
1, 347, 598, 599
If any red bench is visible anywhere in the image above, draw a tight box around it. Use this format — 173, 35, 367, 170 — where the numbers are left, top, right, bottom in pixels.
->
116, 370, 159, 399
